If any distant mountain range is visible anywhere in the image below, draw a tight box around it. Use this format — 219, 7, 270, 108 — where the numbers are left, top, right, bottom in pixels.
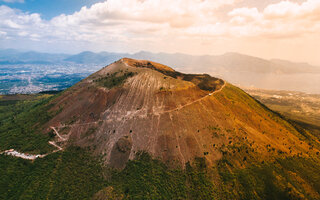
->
1, 49, 320, 75
0, 49, 69, 64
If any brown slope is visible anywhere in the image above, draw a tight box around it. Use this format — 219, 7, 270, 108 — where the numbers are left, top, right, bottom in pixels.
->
43, 58, 320, 169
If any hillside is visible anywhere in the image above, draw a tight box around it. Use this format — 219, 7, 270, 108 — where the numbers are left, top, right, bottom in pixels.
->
1, 58, 320, 199
245, 88, 320, 139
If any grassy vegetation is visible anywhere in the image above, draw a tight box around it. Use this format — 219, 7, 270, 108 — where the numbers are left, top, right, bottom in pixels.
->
108, 152, 187, 199
107, 153, 216, 200
217, 156, 320, 200
246, 89, 320, 140
0, 147, 105, 200
217, 84, 320, 148
292, 119, 320, 140
2, 146, 319, 200
0, 149, 218, 200
0, 94, 60, 154
95, 72, 136, 89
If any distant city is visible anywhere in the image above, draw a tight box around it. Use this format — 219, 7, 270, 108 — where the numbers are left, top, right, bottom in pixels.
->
0, 63, 102, 94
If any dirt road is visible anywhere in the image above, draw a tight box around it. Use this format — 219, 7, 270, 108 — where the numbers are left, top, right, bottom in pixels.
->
1, 127, 65, 160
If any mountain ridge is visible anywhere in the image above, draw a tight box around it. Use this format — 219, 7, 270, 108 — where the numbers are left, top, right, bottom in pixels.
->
1, 49, 320, 75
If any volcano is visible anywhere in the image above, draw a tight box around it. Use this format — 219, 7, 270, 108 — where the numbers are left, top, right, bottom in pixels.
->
2, 58, 320, 199
42, 58, 318, 169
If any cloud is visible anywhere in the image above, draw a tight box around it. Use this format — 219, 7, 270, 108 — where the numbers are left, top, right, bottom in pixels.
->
1, 0, 319, 41
229, 7, 262, 24
0, 0, 320, 65
45, 0, 240, 44
0, 5, 46, 40
47, 0, 320, 42
264, 0, 320, 20
226, 0, 320, 37
51, 0, 238, 28
0, 0, 24, 3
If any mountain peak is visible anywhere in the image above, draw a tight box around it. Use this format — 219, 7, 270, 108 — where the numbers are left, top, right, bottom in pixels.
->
120, 57, 175, 72
35, 59, 317, 171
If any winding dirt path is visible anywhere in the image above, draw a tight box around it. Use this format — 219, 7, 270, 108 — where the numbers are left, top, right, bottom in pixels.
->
1, 127, 66, 160
50, 126, 67, 141
49, 141, 63, 151
161, 81, 226, 114
56, 120, 102, 129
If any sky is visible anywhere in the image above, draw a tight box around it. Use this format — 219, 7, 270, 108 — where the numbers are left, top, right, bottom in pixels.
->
0, 0, 320, 65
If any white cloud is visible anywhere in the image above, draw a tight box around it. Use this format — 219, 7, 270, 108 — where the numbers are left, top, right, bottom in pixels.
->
0, 5, 47, 41
227, 0, 320, 37
229, 7, 262, 24
51, 0, 238, 28
264, 0, 320, 20
1, 0, 319, 41
45, 0, 240, 44
0, 0, 320, 64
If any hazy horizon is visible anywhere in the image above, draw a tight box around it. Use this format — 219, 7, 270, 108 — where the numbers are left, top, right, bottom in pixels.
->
2, 48, 320, 67
1, 48, 320, 94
